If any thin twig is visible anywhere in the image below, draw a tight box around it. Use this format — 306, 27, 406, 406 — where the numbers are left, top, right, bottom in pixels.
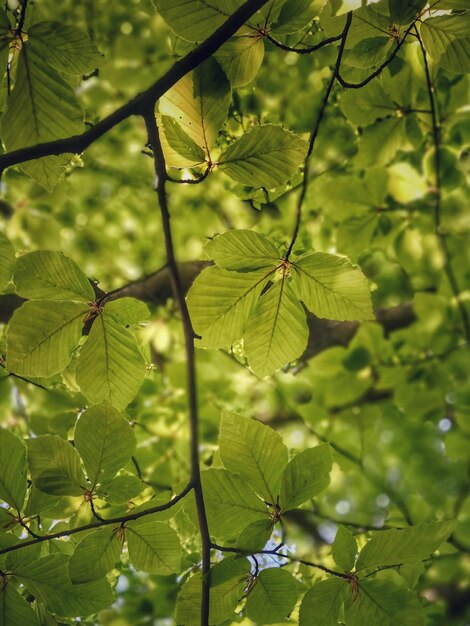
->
143, 112, 212, 626
336, 22, 415, 90
285, 12, 352, 259
266, 31, 343, 54
0, 482, 194, 557
211, 542, 352, 580
414, 26, 470, 343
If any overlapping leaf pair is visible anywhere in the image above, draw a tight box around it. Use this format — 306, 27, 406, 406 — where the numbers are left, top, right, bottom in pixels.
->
187, 229, 374, 376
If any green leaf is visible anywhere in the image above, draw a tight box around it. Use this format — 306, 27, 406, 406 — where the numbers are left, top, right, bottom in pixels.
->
11, 554, 114, 618
0, 232, 14, 292
1, 45, 84, 190
0, 429, 27, 510
187, 265, 273, 349
272, 0, 321, 34
27, 435, 86, 496
103, 298, 150, 325
279, 444, 332, 511
354, 117, 409, 168
160, 58, 230, 155
244, 278, 308, 378
339, 81, 394, 127
6, 300, 87, 377
160, 115, 206, 167
332, 526, 357, 572
205, 229, 280, 271
0, 585, 39, 626
201, 468, 268, 539
421, 14, 470, 74
355, 520, 456, 571
69, 527, 121, 583
388, 0, 426, 25
0, 8, 12, 79
218, 124, 307, 188
292, 252, 374, 321
76, 309, 147, 410
344, 571, 425, 626
176, 556, 251, 625
245, 568, 300, 624
299, 578, 346, 626
28, 21, 105, 74
95, 472, 144, 504
155, 0, 243, 41
215, 35, 265, 86
345, 37, 392, 69
126, 520, 181, 575
237, 519, 274, 552
74, 402, 136, 487
13, 251, 95, 302
219, 410, 288, 502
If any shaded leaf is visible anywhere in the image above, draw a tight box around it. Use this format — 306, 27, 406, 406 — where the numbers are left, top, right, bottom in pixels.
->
388, 0, 426, 25
0, 232, 14, 292
0, 585, 39, 626
421, 14, 470, 74
245, 568, 300, 624
332, 526, 357, 572
13, 251, 94, 302
1, 45, 84, 190
279, 444, 332, 511
299, 577, 346, 626
69, 527, 121, 583
0, 429, 27, 510
27, 435, 86, 496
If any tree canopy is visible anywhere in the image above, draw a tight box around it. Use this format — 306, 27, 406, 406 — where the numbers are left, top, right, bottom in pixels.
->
0, 0, 469, 625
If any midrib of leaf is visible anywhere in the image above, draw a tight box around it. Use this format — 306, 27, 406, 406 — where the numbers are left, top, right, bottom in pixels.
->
358, 583, 395, 621
100, 314, 112, 400
197, 71, 211, 157
199, 0, 257, 29
0, 478, 18, 509
208, 266, 276, 327
21, 47, 40, 143
23, 308, 86, 359
91, 410, 109, 490
218, 145, 294, 165
294, 263, 367, 315
127, 526, 173, 570
261, 275, 286, 373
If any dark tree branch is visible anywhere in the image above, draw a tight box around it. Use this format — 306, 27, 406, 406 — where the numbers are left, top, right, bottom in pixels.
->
414, 27, 470, 343
266, 31, 343, 54
285, 12, 352, 259
143, 112, 212, 626
0, 0, 270, 175
0, 482, 194, 557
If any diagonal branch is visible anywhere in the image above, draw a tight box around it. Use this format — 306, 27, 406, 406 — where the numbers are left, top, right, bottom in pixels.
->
0, 0, 271, 175
0, 481, 194, 557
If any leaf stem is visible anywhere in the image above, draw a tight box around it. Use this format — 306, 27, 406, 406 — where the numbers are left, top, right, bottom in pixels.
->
285, 12, 352, 259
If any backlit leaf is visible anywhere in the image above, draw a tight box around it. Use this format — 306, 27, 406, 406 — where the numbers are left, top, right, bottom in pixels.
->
219, 410, 288, 502
244, 278, 308, 378
126, 519, 181, 574
6, 300, 87, 377
69, 527, 121, 583
299, 578, 346, 626
0, 232, 14, 292
279, 444, 332, 511
27, 435, 86, 496
292, 252, 374, 321
245, 568, 300, 624
218, 124, 307, 188
74, 402, 136, 487
205, 229, 280, 271
0, 429, 28, 510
